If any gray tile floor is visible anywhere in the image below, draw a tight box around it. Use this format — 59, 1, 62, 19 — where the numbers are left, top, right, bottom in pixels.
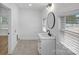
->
12, 40, 75, 55
56, 41, 75, 55
13, 40, 39, 55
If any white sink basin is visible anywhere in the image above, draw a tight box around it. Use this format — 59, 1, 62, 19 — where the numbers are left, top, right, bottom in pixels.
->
38, 33, 55, 39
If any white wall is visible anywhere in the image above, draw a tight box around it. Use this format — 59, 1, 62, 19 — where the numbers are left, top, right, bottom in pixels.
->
3, 3, 19, 54
18, 9, 42, 40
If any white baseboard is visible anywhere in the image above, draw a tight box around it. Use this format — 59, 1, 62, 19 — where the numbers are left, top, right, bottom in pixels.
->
19, 38, 38, 40
18, 36, 39, 40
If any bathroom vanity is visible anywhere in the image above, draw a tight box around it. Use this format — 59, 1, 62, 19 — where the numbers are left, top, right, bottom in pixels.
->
38, 33, 55, 55
38, 11, 56, 55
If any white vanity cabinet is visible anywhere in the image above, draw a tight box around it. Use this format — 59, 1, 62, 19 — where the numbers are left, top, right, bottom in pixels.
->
38, 33, 56, 55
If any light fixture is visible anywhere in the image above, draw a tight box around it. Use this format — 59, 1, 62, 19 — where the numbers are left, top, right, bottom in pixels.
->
28, 4, 32, 7
51, 3, 54, 10
46, 3, 54, 12
46, 3, 52, 7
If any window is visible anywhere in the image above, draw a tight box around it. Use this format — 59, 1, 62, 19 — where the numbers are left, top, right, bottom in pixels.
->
60, 14, 79, 31
66, 15, 79, 24
0, 16, 8, 24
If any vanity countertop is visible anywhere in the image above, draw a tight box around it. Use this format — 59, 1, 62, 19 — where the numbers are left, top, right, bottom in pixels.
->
38, 33, 55, 40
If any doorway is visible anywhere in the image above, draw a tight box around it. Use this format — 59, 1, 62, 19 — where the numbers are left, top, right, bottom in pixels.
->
0, 3, 11, 55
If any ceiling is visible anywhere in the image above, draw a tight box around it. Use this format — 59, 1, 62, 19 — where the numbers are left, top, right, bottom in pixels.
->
54, 3, 79, 16
16, 3, 48, 11
0, 3, 10, 10
55, 3, 79, 12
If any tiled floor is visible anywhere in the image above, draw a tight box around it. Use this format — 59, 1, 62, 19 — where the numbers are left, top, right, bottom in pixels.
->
13, 40, 39, 55
12, 40, 75, 55
56, 41, 75, 55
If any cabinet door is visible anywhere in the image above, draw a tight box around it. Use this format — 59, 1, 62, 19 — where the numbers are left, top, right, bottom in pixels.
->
41, 39, 55, 55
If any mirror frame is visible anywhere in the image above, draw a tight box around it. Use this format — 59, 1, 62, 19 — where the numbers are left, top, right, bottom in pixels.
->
47, 12, 55, 29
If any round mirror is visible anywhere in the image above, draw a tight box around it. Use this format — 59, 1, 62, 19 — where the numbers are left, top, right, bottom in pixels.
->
47, 12, 55, 29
